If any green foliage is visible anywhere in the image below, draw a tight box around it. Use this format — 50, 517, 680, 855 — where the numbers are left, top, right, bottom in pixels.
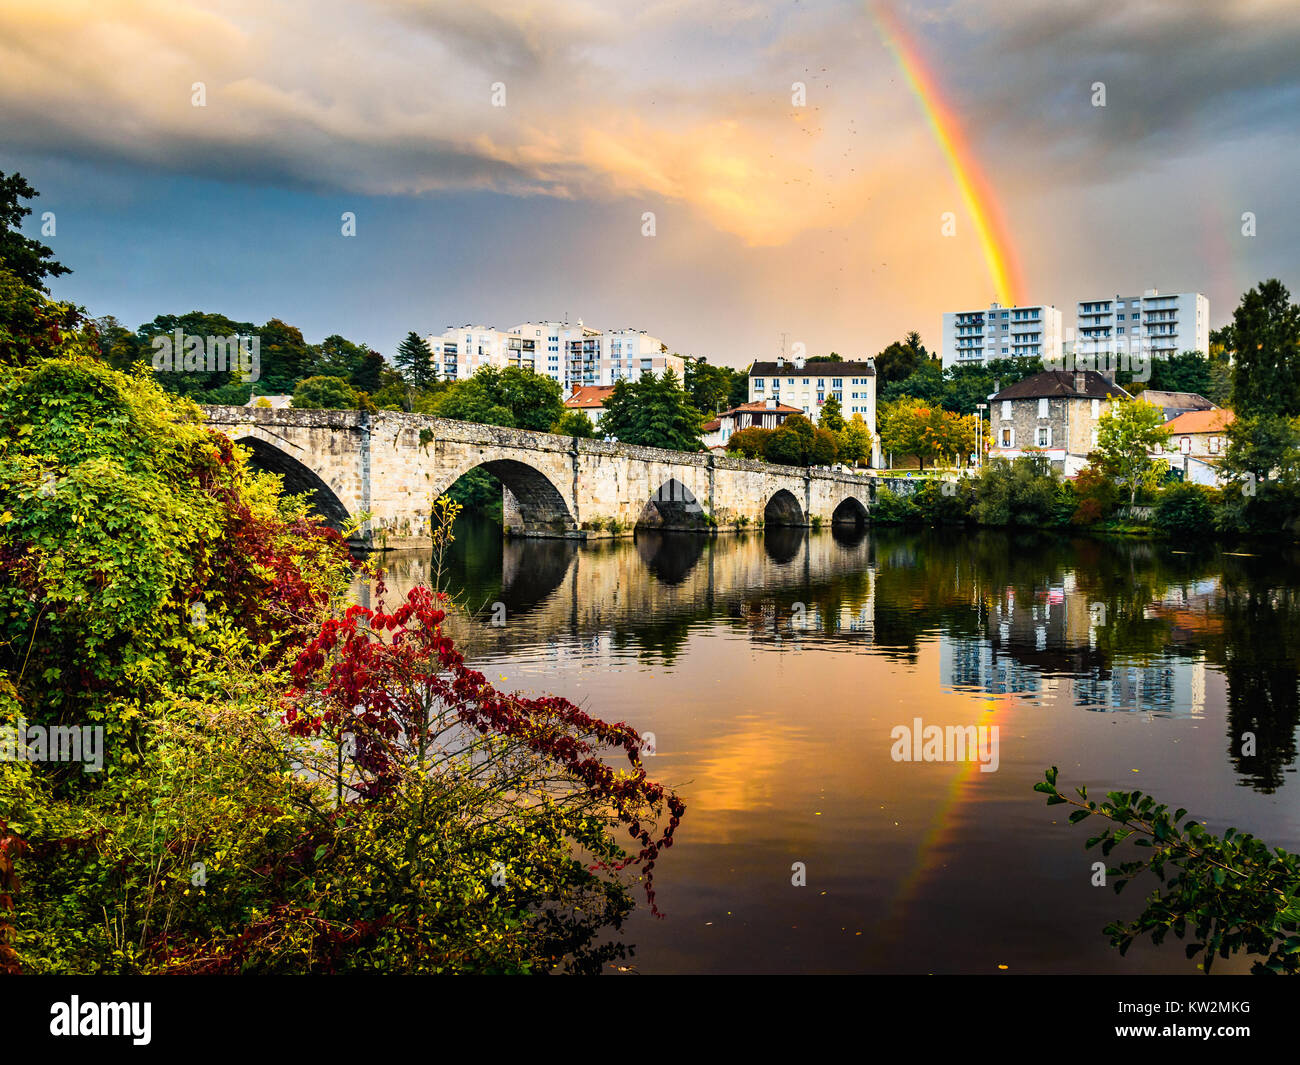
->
446, 467, 503, 521
1070, 459, 1122, 525
836, 413, 873, 467
684, 357, 746, 415
0, 171, 70, 291
598, 369, 704, 451
394, 330, 434, 388
1096, 396, 1171, 505
1036, 768, 1300, 974
550, 409, 597, 438
292, 374, 360, 410
869, 487, 921, 525
972, 454, 1061, 527
436, 366, 563, 433
1230, 279, 1300, 419
817, 392, 845, 432
1153, 481, 1216, 538
726, 426, 770, 459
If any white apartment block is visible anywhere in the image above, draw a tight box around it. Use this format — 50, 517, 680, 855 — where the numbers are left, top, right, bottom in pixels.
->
423, 319, 683, 390
748, 355, 881, 465
1075, 289, 1209, 359
941, 302, 1065, 370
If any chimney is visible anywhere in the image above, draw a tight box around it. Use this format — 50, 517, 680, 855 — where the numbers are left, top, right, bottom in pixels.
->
1074, 370, 1087, 393
765, 398, 776, 409
794, 356, 806, 370
776, 356, 784, 368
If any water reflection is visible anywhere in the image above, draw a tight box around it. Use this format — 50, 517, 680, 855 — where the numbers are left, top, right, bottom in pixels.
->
363, 515, 1300, 972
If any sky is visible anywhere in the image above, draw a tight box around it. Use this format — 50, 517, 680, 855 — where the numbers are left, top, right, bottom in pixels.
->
1, 0, 1298, 369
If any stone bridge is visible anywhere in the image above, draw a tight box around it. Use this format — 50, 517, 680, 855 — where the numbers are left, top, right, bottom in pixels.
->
200, 406, 891, 549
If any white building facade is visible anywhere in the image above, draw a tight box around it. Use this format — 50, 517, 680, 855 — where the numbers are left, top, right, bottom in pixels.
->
1075, 289, 1209, 360
423, 320, 684, 389
940, 302, 1065, 369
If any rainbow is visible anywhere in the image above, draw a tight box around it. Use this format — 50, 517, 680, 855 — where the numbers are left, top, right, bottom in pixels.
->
869, 1, 1024, 306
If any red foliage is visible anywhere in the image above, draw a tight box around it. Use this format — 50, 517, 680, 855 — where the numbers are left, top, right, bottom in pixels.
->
0, 819, 28, 975
283, 583, 685, 916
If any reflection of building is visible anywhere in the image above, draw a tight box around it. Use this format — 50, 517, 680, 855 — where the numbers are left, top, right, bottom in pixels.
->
942, 635, 1041, 696
939, 575, 1209, 718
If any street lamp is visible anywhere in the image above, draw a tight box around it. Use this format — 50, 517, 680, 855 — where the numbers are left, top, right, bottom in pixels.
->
975, 403, 987, 469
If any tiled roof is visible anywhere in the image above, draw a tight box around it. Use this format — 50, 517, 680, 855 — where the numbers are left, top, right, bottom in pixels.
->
1138, 390, 1215, 411
750, 360, 874, 376
1162, 408, 1235, 434
564, 385, 616, 409
992, 370, 1130, 401
701, 418, 722, 432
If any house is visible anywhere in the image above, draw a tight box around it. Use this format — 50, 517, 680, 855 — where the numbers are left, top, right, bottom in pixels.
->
1160, 408, 1236, 486
747, 355, 880, 465
1132, 389, 1216, 422
989, 370, 1130, 476
702, 399, 804, 449
563, 384, 617, 429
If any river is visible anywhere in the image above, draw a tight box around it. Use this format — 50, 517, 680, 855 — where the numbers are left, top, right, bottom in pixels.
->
363, 514, 1300, 974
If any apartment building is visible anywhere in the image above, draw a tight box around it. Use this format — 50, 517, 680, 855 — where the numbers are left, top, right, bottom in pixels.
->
940, 302, 1065, 369
1075, 290, 1209, 359
747, 355, 880, 465
423, 319, 683, 389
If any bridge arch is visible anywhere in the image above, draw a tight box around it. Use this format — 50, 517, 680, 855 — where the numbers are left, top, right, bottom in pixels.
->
831, 496, 869, 527
235, 435, 351, 530
764, 488, 804, 527
438, 459, 576, 537
638, 477, 708, 530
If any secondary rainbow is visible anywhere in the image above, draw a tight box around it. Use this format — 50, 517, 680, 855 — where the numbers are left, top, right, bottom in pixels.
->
869, 2, 1024, 306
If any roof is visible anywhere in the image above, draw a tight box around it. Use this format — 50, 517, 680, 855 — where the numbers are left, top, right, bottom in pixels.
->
701, 417, 722, 432
1137, 390, 1216, 410
721, 401, 804, 416
750, 360, 875, 376
564, 385, 616, 409
991, 370, 1130, 401
1163, 408, 1235, 434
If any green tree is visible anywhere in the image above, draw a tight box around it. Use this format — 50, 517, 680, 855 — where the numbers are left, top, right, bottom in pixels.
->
726, 425, 771, 459
1230, 279, 1300, 418
436, 366, 563, 431
836, 413, 873, 467
684, 357, 732, 414
0, 171, 70, 291
599, 369, 704, 451
818, 392, 845, 432
1095, 396, 1171, 505
809, 426, 839, 466
763, 425, 803, 466
256, 318, 315, 394
874, 332, 927, 384
551, 409, 597, 438
292, 374, 360, 409
394, 331, 434, 388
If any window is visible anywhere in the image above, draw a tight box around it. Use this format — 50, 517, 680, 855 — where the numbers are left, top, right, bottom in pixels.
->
803, 378, 810, 385
1210, 436, 1221, 454
1091, 399, 1100, 419
1037, 398, 1049, 419
788, 378, 795, 385
1118, 327, 1125, 334
1001, 428, 1015, 447
755, 378, 765, 391
831, 378, 842, 387
1001, 400, 1012, 420
1180, 436, 1192, 454
1037, 426, 1051, 447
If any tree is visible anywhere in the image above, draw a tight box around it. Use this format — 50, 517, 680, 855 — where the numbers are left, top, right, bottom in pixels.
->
726, 425, 771, 459
808, 427, 839, 466
763, 425, 803, 466
837, 413, 873, 467
293, 374, 360, 409
0, 171, 70, 291
818, 392, 845, 432
684, 357, 732, 414
1095, 396, 1171, 505
1143, 351, 1213, 397
256, 318, 315, 394
551, 409, 596, 438
1231, 279, 1300, 418
394, 331, 434, 388
598, 369, 704, 451
436, 366, 563, 432
874, 335, 926, 385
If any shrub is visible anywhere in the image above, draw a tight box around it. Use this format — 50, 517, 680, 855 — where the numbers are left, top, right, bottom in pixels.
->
1153, 480, 1215, 538
292, 374, 359, 410
870, 487, 921, 525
